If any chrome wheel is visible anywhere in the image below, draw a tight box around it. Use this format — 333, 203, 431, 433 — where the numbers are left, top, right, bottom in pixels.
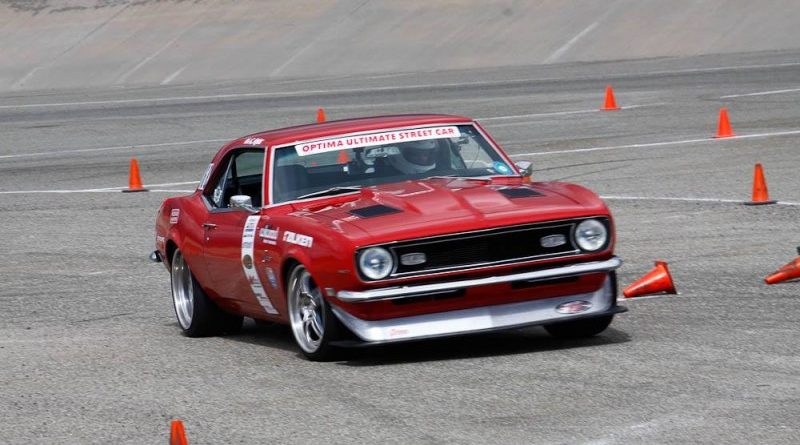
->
171, 250, 194, 330
288, 266, 326, 353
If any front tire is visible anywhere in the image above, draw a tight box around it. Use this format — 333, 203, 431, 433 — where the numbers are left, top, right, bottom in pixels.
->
287, 264, 343, 361
544, 315, 613, 339
170, 249, 243, 337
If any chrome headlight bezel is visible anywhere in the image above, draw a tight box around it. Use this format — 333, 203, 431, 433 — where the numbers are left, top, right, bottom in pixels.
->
357, 247, 395, 280
574, 218, 609, 252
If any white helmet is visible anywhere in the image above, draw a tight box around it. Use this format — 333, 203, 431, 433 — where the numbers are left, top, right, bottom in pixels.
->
387, 140, 438, 174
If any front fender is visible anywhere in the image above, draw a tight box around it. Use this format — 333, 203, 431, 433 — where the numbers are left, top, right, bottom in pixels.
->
278, 229, 356, 302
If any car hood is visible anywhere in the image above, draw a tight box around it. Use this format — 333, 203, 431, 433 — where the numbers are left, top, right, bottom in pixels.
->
292, 178, 609, 246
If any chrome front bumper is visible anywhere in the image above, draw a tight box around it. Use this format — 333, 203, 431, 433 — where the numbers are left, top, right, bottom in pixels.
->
336, 257, 622, 303
331, 273, 624, 344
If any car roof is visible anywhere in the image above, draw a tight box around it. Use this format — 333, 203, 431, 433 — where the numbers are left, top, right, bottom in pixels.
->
234, 114, 474, 148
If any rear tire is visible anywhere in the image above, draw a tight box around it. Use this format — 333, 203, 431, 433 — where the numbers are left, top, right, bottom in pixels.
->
170, 249, 243, 337
544, 315, 613, 339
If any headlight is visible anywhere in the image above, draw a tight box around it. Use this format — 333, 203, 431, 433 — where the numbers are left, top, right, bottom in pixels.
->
575, 219, 608, 252
358, 247, 394, 280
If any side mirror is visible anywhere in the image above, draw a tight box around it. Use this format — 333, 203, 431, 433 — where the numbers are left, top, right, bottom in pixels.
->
515, 161, 533, 180
230, 195, 256, 212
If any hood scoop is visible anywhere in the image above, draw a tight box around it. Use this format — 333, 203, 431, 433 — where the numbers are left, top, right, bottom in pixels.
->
349, 204, 402, 218
497, 187, 543, 199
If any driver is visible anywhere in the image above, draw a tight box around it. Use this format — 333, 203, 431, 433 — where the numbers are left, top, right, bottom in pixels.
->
385, 139, 439, 174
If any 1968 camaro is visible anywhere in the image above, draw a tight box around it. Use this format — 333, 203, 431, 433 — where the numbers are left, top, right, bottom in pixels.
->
151, 114, 625, 360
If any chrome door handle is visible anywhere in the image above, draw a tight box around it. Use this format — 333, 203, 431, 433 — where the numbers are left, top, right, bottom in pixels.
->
202, 223, 218, 229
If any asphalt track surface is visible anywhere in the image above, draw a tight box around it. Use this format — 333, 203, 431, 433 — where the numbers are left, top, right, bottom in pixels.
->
1, 50, 799, 444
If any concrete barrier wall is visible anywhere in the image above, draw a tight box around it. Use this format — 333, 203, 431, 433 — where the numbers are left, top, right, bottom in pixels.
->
1, 0, 799, 92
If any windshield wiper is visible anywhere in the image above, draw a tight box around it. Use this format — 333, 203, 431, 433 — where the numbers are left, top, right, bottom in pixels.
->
296, 186, 362, 200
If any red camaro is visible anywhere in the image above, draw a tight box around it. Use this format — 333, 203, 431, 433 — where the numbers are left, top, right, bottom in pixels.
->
151, 114, 625, 360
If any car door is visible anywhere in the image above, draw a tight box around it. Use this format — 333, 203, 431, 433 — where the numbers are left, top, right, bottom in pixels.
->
201, 148, 279, 316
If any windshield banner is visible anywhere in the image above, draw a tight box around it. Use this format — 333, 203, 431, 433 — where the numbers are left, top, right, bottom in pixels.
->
295, 126, 461, 156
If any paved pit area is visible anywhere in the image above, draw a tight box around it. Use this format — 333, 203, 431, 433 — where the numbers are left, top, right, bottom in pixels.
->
1, 51, 799, 444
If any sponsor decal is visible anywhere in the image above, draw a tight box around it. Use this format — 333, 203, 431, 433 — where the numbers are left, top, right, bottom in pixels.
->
241, 216, 278, 314
169, 209, 180, 224
156, 235, 166, 250
555, 300, 593, 315
540, 234, 567, 248
259, 227, 279, 245
388, 327, 410, 338
492, 161, 511, 175
197, 163, 214, 190
243, 137, 264, 146
265, 267, 279, 288
283, 230, 314, 247
295, 126, 461, 157
242, 254, 254, 269
213, 187, 223, 205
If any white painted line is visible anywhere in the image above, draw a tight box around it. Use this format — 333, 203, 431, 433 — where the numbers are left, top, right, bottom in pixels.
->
0, 138, 228, 160
509, 129, 800, 157
480, 103, 663, 123
0, 92, 279, 110
721, 88, 800, 99
0, 189, 193, 195
0, 189, 117, 194
643, 61, 800, 76
149, 190, 194, 193
545, 21, 599, 64
161, 66, 188, 85
512, 138, 709, 156
12, 67, 45, 91
600, 195, 800, 206
480, 109, 598, 121
116, 16, 200, 84
10, 5, 130, 90
618, 103, 664, 110
0, 181, 199, 195
602, 195, 743, 204
272, 40, 317, 76
91, 180, 200, 191
617, 294, 679, 302
85, 270, 115, 276
5, 61, 800, 110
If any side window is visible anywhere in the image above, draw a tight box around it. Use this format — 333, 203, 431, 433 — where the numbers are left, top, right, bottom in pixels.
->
203, 149, 265, 209
235, 151, 264, 177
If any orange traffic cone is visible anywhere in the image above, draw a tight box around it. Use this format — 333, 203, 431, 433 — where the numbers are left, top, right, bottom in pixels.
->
170, 420, 188, 445
317, 108, 326, 123
765, 256, 800, 285
714, 108, 735, 138
336, 150, 349, 164
623, 260, 677, 298
122, 158, 148, 193
601, 85, 620, 111
744, 163, 777, 205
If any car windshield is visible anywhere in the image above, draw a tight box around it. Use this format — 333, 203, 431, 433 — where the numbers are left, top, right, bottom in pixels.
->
271, 124, 516, 203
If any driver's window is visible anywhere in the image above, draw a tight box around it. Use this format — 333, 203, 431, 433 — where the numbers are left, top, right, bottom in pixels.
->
203, 149, 265, 209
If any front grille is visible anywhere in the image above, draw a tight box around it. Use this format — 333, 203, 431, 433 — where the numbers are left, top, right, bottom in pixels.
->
384, 219, 593, 277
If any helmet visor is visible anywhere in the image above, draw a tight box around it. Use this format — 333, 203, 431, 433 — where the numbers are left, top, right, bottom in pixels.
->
402, 143, 436, 166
